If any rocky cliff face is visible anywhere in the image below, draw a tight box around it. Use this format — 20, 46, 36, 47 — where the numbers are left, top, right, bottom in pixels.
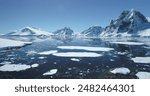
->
100, 9, 150, 37
81, 26, 103, 37
53, 27, 74, 36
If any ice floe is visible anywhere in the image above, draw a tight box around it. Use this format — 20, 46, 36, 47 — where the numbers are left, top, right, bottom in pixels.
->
110, 59, 114, 61
0, 38, 32, 48
57, 46, 114, 51
0, 63, 39, 72
52, 52, 102, 57
31, 64, 39, 68
117, 52, 128, 55
38, 50, 58, 55
110, 67, 130, 75
110, 41, 144, 45
143, 46, 150, 49
38, 57, 46, 59
26, 50, 37, 56
70, 58, 80, 62
0, 61, 11, 65
136, 72, 150, 79
131, 57, 150, 63
0, 64, 31, 72
43, 69, 58, 76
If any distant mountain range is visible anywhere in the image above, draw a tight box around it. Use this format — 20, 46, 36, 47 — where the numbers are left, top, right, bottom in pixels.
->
53, 27, 74, 36
7, 27, 53, 36
5, 9, 150, 37
80, 26, 103, 37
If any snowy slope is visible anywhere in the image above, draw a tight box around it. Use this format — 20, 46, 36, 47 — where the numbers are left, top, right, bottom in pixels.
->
147, 17, 150, 22
0, 38, 32, 48
7, 27, 53, 36
80, 26, 103, 37
53, 27, 74, 36
138, 28, 150, 37
100, 9, 150, 37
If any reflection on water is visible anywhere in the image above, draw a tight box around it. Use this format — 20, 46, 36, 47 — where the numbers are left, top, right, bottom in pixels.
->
0, 36, 150, 79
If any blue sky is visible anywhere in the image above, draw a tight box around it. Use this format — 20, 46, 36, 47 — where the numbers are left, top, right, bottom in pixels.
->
0, 0, 150, 33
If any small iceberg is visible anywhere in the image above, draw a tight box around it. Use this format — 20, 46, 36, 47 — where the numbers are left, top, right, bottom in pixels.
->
131, 57, 150, 63
38, 57, 46, 59
70, 58, 80, 62
38, 50, 58, 55
110, 41, 144, 45
136, 72, 150, 79
110, 67, 130, 75
0, 61, 11, 65
26, 50, 37, 56
43, 69, 58, 76
0, 63, 39, 72
31, 64, 39, 68
52, 52, 102, 57
0, 64, 31, 72
57, 46, 114, 51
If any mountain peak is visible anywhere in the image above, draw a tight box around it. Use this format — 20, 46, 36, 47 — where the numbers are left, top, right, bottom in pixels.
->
54, 27, 74, 36
101, 9, 149, 37
81, 26, 103, 37
7, 26, 52, 36
118, 9, 148, 23
21, 26, 42, 32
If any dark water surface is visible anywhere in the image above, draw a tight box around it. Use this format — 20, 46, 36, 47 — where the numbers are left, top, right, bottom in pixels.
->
0, 36, 150, 79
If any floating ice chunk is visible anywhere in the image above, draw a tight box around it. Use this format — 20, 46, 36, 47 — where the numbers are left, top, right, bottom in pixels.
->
136, 72, 150, 79
38, 57, 46, 59
43, 69, 58, 76
52, 52, 102, 57
131, 57, 150, 63
110, 67, 130, 75
117, 52, 128, 55
70, 58, 80, 62
31, 64, 39, 68
38, 50, 58, 55
0, 38, 32, 48
68, 68, 72, 70
110, 41, 144, 45
26, 50, 37, 56
110, 59, 114, 61
144, 46, 150, 49
57, 46, 114, 51
0, 64, 31, 72
53, 62, 57, 64
31, 57, 35, 59
0, 61, 11, 65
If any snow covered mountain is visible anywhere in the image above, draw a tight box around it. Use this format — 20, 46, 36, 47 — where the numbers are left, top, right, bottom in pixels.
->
100, 9, 150, 37
80, 26, 103, 37
53, 27, 74, 36
7, 27, 53, 36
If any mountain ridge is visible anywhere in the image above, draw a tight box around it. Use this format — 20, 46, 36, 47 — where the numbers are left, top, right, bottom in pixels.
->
5, 9, 150, 37
80, 26, 103, 37
100, 9, 150, 37
7, 27, 53, 36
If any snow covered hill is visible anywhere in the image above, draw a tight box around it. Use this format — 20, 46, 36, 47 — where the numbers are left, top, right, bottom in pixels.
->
80, 26, 103, 37
100, 9, 150, 37
7, 27, 53, 36
53, 27, 74, 36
